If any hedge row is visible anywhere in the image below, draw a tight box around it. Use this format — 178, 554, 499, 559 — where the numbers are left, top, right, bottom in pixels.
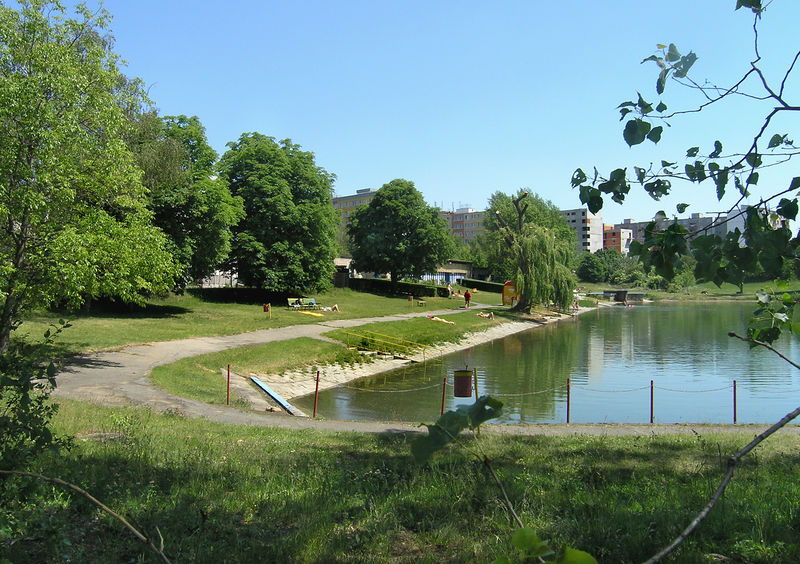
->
457, 278, 506, 294
347, 277, 449, 298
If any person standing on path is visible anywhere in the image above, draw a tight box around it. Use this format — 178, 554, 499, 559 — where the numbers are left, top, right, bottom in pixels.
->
464, 289, 471, 308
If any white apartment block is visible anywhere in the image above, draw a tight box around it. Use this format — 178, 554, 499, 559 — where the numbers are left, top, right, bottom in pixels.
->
560, 208, 604, 253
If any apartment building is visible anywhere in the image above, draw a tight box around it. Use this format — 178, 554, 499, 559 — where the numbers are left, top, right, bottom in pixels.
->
560, 208, 604, 253
440, 207, 486, 243
332, 188, 377, 231
603, 226, 633, 255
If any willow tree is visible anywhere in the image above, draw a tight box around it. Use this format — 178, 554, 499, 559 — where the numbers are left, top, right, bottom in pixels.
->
492, 192, 575, 311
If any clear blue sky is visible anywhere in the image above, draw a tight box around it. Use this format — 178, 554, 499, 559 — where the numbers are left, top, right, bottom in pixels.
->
78, 1, 799, 224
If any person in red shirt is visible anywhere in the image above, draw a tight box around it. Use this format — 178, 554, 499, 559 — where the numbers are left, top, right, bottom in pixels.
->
464, 289, 471, 308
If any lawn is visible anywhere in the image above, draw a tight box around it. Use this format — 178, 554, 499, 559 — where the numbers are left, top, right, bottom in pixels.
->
4, 400, 800, 563
18, 287, 481, 354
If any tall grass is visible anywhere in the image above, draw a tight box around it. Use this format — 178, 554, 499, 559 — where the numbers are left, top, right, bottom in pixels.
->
5, 401, 800, 562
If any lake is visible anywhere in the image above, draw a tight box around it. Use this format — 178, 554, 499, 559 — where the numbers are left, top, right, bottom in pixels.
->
293, 302, 800, 424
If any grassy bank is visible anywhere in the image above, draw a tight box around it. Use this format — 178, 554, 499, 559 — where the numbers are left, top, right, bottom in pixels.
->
19, 288, 479, 354
5, 401, 800, 562
149, 311, 508, 405
150, 337, 371, 405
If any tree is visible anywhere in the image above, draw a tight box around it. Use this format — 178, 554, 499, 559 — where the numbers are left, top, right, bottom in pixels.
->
479, 190, 576, 283
218, 133, 338, 292
348, 179, 454, 287
489, 192, 576, 311
576, 253, 607, 283
0, 1, 180, 351
129, 113, 244, 284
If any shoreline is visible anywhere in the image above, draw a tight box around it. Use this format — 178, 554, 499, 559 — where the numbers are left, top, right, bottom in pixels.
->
244, 308, 591, 405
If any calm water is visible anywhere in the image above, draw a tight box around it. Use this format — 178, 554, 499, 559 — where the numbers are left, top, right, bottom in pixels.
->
293, 303, 800, 424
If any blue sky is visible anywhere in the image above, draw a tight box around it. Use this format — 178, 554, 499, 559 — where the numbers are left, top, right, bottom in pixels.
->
79, 1, 799, 224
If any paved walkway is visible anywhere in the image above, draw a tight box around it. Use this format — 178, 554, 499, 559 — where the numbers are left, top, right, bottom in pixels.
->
54, 304, 798, 437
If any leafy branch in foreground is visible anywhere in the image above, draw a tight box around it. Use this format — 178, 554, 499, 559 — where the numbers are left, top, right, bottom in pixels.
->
412, 396, 596, 564
571, 1, 800, 293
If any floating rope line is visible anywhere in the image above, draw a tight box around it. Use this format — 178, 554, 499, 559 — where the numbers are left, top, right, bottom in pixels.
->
340, 381, 443, 393
493, 386, 567, 398
655, 385, 733, 393
575, 385, 651, 393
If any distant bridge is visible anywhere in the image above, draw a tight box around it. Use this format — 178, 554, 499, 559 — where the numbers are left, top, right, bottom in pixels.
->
585, 289, 645, 303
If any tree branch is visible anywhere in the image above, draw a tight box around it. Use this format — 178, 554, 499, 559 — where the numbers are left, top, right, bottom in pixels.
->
0, 470, 171, 564
645, 332, 800, 562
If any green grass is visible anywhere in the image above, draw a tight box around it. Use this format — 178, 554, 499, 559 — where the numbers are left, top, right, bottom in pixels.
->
323, 308, 510, 352
5, 400, 800, 562
18, 288, 473, 354
150, 337, 369, 405
148, 311, 508, 403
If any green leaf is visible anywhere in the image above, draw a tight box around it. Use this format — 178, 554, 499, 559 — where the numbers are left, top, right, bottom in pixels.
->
673, 52, 698, 78
512, 528, 540, 551
557, 547, 599, 564
571, 168, 587, 188
791, 303, 800, 336
656, 101, 667, 112
686, 147, 700, 157
747, 172, 759, 185
768, 133, 785, 149
623, 119, 651, 146
736, 0, 762, 13
656, 68, 669, 94
694, 161, 706, 182
644, 179, 671, 200
709, 140, 723, 158
745, 152, 762, 167
647, 126, 663, 143
777, 198, 798, 220
665, 43, 680, 62
634, 167, 646, 184
677, 203, 689, 213
579, 186, 604, 214
637, 93, 653, 114
619, 107, 633, 121
791, 177, 800, 191
661, 160, 675, 169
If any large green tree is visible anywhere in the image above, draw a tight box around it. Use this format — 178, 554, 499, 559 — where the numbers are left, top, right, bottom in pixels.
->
348, 179, 454, 286
218, 133, 337, 291
129, 113, 244, 284
0, 0, 180, 351
489, 192, 575, 311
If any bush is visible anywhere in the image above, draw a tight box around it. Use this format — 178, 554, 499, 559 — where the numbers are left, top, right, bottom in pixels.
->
457, 278, 506, 293
347, 278, 448, 297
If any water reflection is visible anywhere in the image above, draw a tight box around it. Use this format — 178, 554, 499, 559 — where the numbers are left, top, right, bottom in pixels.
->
293, 303, 800, 424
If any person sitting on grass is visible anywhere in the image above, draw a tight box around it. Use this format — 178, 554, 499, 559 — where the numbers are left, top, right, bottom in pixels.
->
477, 311, 494, 320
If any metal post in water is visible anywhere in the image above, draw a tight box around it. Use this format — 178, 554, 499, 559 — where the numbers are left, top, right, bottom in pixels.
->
313, 370, 320, 418
441, 377, 447, 415
733, 380, 737, 424
566, 378, 571, 423
650, 380, 654, 424
473, 367, 479, 399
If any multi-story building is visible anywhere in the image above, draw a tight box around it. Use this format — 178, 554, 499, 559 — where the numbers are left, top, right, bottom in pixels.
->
560, 208, 604, 253
615, 212, 729, 248
603, 226, 633, 255
332, 188, 377, 232
440, 207, 486, 243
